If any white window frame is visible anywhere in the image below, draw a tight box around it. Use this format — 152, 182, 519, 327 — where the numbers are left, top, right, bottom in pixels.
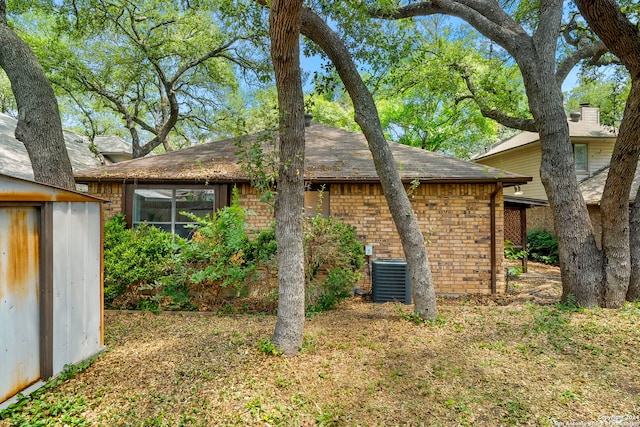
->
573, 143, 588, 173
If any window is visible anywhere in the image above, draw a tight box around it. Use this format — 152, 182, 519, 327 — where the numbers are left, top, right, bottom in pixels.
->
304, 185, 330, 217
132, 188, 218, 238
574, 143, 588, 173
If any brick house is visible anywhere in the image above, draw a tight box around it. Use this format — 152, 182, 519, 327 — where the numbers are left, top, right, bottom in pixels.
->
473, 104, 618, 246
75, 122, 530, 295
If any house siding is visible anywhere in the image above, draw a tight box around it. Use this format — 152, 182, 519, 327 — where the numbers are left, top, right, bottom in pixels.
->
239, 182, 504, 295
90, 181, 504, 295
477, 137, 616, 202
574, 137, 615, 175
478, 144, 546, 200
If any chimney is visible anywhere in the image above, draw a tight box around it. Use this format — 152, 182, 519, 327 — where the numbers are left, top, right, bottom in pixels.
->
304, 113, 313, 127
579, 103, 600, 125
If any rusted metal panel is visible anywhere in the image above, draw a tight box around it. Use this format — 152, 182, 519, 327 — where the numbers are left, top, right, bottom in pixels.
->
0, 207, 40, 404
51, 202, 103, 373
0, 174, 103, 203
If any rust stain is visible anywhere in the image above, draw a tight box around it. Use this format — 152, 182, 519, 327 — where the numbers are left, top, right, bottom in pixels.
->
0, 191, 54, 202
0, 365, 39, 404
5, 209, 39, 299
0, 191, 97, 203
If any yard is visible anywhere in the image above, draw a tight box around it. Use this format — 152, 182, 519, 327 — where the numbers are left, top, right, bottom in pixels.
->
2, 263, 639, 426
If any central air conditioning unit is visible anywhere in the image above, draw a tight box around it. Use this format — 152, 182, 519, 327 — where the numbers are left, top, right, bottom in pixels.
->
372, 259, 411, 304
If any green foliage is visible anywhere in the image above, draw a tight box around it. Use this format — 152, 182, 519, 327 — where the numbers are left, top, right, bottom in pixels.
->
0, 356, 98, 425
504, 240, 527, 260
257, 338, 282, 356
246, 228, 278, 263
177, 189, 253, 292
235, 131, 278, 205
103, 192, 364, 314
16, 0, 265, 150
398, 305, 446, 326
307, 268, 359, 313
556, 294, 583, 312
506, 266, 523, 279
565, 68, 630, 128
304, 216, 365, 314
103, 214, 179, 306
527, 229, 559, 265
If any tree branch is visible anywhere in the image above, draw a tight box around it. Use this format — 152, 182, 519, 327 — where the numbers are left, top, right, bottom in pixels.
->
574, 0, 640, 78
453, 63, 537, 132
556, 40, 609, 86
369, 0, 528, 55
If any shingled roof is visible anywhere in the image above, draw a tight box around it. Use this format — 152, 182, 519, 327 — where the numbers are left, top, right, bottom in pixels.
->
0, 113, 132, 180
75, 122, 530, 185
579, 164, 640, 204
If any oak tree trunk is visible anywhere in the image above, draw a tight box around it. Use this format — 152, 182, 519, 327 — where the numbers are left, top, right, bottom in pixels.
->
301, 8, 437, 319
270, 0, 306, 355
599, 80, 640, 307
574, 0, 640, 306
0, 1, 75, 190
516, 41, 604, 307
629, 183, 640, 301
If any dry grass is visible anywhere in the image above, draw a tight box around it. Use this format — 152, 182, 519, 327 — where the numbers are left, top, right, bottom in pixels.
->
2, 263, 640, 426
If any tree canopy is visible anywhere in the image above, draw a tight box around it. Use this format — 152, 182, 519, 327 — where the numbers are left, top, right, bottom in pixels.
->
12, 0, 270, 157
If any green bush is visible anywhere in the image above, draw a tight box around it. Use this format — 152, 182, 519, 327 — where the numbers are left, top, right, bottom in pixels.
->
103, 214, 180, 306
527, 229, 559, 265
246, 227, 277, 263
504, 240, 527, 260
304, 216, 364, 314
103, 195, 365, 314
177, 189, 254, 293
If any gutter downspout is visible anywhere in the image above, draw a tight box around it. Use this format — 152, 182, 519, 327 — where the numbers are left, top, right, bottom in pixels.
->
490, 182, 503, 294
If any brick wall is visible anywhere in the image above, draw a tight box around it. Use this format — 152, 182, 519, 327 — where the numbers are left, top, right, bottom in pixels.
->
527, 206, 555, 233
87, 182, 124, 220
239, 182, 504, 295
527, 205, 603, 249
90, 180, 505, 295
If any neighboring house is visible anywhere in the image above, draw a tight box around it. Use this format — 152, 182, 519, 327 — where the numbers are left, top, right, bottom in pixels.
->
473, 104, 617, 238
0, 113, 132, 181
578, 165, 640, 247
76, 121, 530, 296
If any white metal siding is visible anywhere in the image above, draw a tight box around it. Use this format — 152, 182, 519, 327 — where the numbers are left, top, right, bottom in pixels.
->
52, 202, 102, 374
0, 207, 40, 403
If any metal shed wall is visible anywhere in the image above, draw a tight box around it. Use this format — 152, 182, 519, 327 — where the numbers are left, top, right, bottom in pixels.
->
52, 202, 103, 374
0, 174, 104, 407
0, 206, 41, 404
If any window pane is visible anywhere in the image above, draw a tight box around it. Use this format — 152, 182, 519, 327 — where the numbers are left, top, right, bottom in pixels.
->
133, 189, 173, 225
574, 144, 588, 172
175, 189, 216, 223
304, 189, 330, 217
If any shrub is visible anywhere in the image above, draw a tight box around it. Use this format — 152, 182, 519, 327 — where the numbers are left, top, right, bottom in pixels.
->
103, 214, 180, 306
178, 189, 253, 289
527, 229, 559, 265
103, 195, 365, 314
304, 216, 364, 313
504, 240, 527, 260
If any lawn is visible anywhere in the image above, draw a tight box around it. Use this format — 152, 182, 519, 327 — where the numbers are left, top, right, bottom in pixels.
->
2, 264, 639, 426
